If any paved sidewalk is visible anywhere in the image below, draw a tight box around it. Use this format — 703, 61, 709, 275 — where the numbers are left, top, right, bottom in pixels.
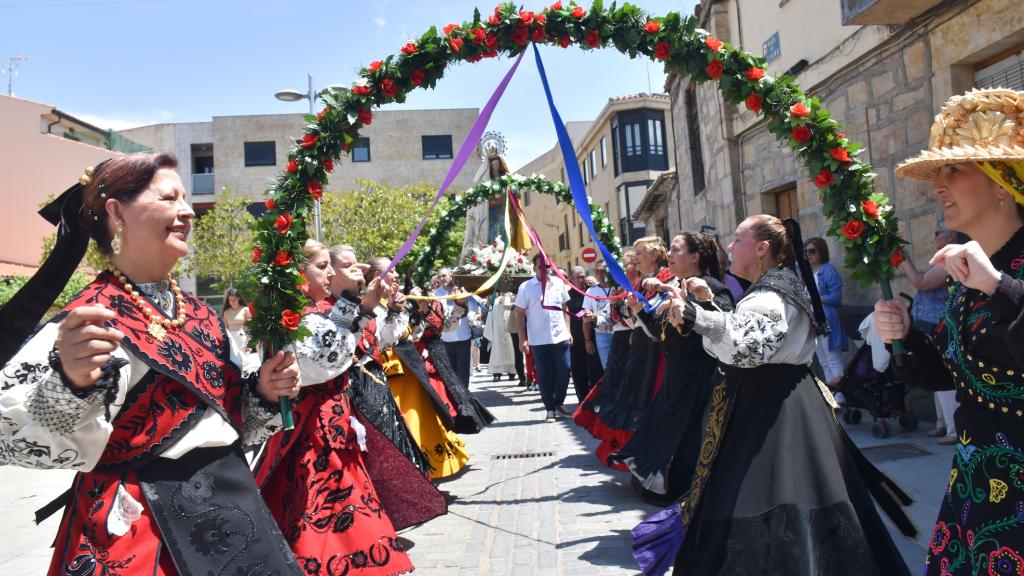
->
0, 369, 954, 574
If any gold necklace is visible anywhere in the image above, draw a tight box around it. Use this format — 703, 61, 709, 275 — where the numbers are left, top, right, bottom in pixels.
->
108, 265, 186, 341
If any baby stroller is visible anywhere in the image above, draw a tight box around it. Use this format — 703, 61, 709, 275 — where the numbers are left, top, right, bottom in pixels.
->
833, 305, 919, 438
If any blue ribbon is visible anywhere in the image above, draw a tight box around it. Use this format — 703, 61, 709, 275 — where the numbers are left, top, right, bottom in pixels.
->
531, 44, 646, 305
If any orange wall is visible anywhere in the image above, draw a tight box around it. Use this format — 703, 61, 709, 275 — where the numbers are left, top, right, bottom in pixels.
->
0, 95, 119, 267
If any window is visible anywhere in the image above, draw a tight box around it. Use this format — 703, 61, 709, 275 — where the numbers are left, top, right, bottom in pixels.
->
611, 121, 621, 176
578, 222, 584, 246
564, 214, 571, 250
422, 135, 453, 159
685, 86, 707, 195
582, 160, 589, 184
623, 122, 642, 156
617, 181, 651, 244
648, 118, 664, 156
764, 184, 799, 221
975, 47, 1024, 91
244, 141, 276, 167
600, 137, 607, 167
352, 137, 371, 162
590, 149, 597, 177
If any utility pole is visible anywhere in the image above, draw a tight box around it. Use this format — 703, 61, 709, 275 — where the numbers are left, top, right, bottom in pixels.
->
4, 56, 29, 96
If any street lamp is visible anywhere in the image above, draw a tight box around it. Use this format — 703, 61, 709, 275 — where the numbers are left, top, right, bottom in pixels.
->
274, 74, 348, 242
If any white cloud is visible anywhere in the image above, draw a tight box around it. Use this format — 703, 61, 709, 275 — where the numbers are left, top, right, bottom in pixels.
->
70, 110, 177, 131
374, 16, 387, 28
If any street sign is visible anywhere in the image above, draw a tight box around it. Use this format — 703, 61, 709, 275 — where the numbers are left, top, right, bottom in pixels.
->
581, 247, 598, 263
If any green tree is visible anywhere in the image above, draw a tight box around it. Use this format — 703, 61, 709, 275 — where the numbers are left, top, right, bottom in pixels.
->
181, 186, 256, 292
318, 179, 464, 275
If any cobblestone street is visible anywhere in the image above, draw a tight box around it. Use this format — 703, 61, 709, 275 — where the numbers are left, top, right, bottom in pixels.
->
1, 370, 952, 574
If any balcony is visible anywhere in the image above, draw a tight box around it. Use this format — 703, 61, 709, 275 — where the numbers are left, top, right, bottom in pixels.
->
192, 173, 215, 195
841, 0, 944, 25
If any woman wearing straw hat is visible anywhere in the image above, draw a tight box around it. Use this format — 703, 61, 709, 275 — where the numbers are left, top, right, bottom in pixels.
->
873, 88, 1024, 575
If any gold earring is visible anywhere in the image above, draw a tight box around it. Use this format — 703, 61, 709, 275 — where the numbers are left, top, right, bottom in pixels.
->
111, 224, 124, 256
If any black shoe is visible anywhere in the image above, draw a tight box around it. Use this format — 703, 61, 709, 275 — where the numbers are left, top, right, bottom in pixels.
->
555, 405, 570, 415
507, 373, 515, 381
394, 536, 416, 551
519, 379, 528, 387
493, 374, 501, 382
545, 410, 556, 420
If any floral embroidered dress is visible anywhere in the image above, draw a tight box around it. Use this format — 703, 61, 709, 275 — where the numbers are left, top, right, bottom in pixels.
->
0, 272, 297, 576
668, 266, 913, 576
255, 295, 425, 576
894, 226, 1024, 576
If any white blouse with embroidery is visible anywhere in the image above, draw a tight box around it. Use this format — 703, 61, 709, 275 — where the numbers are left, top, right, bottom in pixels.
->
693, 289, 816, 368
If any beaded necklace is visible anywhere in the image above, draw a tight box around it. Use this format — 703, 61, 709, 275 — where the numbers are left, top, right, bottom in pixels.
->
108, 265, 186, 341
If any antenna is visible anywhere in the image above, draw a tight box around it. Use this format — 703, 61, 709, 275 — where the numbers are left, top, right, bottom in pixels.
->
4, 56, 29, 96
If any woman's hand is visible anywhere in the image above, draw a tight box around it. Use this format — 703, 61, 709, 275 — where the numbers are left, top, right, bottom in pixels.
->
257, 350, 300, 403
930, 241, 1002, 295
665, 297, 689, 328
871, 299, 911, 343
56, 306, 125, 390
641, 278, 667, 293
685, 277, 713, 302
361, 277, 385, 310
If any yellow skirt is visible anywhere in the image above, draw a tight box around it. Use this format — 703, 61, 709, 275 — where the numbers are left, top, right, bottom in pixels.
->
389, 372, 469, 479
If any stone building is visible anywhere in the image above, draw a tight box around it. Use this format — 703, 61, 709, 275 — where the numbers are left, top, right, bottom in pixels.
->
517, 93, 675, 269
661, 0, 1024, 305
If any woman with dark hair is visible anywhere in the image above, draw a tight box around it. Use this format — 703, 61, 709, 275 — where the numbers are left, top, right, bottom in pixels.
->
613, 232, 734, 504
633, 214, 913, 575
872, 88, 1024, 575
0, 153, 304, 575
221, 287, 251, 358
804, 236, 849, 386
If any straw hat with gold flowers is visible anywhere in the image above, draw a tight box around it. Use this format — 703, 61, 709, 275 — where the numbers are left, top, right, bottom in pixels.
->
895, 88, 1024, 205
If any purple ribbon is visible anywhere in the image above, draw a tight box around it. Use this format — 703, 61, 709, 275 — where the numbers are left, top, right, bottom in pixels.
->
384, 49, 526, 277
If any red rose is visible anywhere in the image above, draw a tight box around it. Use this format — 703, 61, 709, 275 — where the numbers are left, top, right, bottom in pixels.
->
300, 133, 318, 149
369, 60, 382, 73
790, 102, 811, 117
518, 257, 524, 263
324, 157, 333, 173
585, 29, 601, 48
274, 213, 293, 234
705, 36, 723, 51
535, 13, 546, 25
518, 10, 534, 26
572, 6, 585, 18
483, 50, 498, 59
645, 21, 660, 33
252, 247, 263, 263
352, 84, 372, 96
484, 33, 499, 50
380, 78, 398, 97
247, 302, 255, 316
316, 107, 330, 122
550, 1, 562, 10
487, 14, 500, 26
840, 220, 865, 240
705, 58, 724, 80
450, 37, 464, 52
829, 147, 852, 162
467, 55, 483, 63
559, 35, 571, 48
470, 27, 486, 43
443, 23, 460, 36
411, 69, 425, 86
654, 41, 670, 60
307, 181, 323, 201
285, 159, 298, 173
265, 198, 277, 210
358, 108, 373, 125
532, 27, 546, 42
296, 273, 309, 295
401, 42, 417, 55
341, 140, 351, 152
837, 133, 846, 140
889, 249, 905, 268
274, 250, 292, 266
862, 199, 879, 219
791, 125, 812, 143
511, 27, 529, 46
281, 309, 302, 331
471, 255, 478, 262
746, 67, 765, 80
745, 93, 762, 113
813, 169, 835, 188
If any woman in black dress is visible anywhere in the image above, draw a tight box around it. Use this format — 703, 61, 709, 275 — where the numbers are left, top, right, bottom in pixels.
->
873, 88, 1024, 576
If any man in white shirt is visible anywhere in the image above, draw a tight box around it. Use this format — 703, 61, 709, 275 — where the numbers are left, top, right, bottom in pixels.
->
434, 267, 479, 387
515, 254, 572, 420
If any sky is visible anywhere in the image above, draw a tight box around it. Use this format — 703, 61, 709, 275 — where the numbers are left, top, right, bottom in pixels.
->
1, 0, 698, 170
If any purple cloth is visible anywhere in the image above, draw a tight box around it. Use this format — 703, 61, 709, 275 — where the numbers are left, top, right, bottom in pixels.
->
632, 504, 685, 575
